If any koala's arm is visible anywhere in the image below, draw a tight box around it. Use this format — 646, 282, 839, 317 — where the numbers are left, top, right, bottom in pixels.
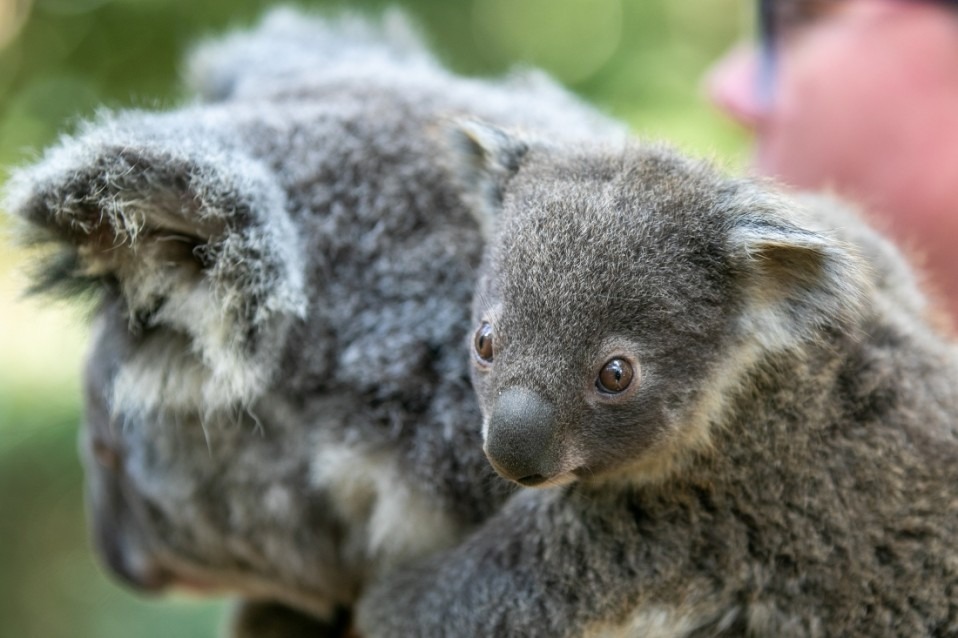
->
355, 489, 726, 638
354, 490, 592, 637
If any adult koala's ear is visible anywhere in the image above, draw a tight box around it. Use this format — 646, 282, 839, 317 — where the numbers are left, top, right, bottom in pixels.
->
726, 189, 870, 351
4, 112, 307, 414
444, 119, 528, 237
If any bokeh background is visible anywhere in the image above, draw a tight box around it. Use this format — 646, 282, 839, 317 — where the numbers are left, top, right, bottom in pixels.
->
0, 1, 751, 636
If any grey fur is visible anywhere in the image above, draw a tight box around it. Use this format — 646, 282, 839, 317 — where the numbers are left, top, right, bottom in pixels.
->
4, 9, 625, 634
356, 123, 958, 637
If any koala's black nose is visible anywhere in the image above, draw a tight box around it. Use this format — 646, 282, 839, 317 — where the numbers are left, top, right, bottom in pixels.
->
484, 387, 561, 485
97, 526, 172, 593
90, 474, 172, 593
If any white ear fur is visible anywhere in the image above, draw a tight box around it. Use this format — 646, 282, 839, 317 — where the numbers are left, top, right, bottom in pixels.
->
729, 195, 870, 351
445, 118, 528, 238
4, 116, 308, 414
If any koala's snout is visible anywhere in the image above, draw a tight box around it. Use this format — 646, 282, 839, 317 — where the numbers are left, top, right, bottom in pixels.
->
93, 503, 170, 594
484, 387, 563, 486
97, 526, 172, 593
85, 433, 172, 593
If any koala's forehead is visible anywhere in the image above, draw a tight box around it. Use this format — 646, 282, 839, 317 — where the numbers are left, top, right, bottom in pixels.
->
495, 154, 726, 295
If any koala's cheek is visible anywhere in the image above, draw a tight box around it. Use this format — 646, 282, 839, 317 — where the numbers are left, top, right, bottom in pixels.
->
474, 388, 497, 441
480, 415, 492, 441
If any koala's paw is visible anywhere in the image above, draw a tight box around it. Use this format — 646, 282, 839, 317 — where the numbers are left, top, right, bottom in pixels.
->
228, 600, 354, 638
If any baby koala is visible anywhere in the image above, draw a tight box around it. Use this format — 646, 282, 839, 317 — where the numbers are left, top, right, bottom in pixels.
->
356, 122, 958, 637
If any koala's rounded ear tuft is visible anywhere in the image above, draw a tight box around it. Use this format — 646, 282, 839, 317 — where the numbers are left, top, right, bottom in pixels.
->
4, 110, 308, 414
450, 119, 527, 174
443, 118, 528, 238
728, 192, 871, 350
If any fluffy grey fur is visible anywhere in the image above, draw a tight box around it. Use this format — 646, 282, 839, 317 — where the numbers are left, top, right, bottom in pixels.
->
355, 123, 958, 637
4, 9, 625, 635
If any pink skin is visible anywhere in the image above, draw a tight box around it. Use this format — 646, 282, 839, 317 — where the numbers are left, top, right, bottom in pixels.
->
706, 0, 958, 322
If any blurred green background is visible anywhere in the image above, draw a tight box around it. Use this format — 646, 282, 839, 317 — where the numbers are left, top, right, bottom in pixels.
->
0, 1, 751, 636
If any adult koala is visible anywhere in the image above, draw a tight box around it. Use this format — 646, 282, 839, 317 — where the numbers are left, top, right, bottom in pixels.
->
4, 8, 623, 635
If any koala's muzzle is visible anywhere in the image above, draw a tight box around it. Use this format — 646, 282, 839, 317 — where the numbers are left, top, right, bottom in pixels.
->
96, 522, 173, 593
89, 469, 174, 594
484, 387, 562, 486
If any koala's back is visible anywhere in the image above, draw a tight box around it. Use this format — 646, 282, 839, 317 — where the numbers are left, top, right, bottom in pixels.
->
187, 7, 621, 141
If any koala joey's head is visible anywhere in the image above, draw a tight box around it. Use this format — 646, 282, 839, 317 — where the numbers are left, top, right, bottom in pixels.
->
450, 120, 868, 488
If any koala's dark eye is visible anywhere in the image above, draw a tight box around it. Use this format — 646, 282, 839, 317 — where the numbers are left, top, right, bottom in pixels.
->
597, 358, 634, 394
474, 322, 494, 364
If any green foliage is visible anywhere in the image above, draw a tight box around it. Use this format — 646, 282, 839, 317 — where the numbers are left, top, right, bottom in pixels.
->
0, 0, 750, 169
0, 1, 750, 635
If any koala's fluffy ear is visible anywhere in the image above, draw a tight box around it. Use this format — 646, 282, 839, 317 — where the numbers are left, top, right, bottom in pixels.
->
727, 192, 870, 350
445, 119, 528, 237
4, 112, 307, 413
